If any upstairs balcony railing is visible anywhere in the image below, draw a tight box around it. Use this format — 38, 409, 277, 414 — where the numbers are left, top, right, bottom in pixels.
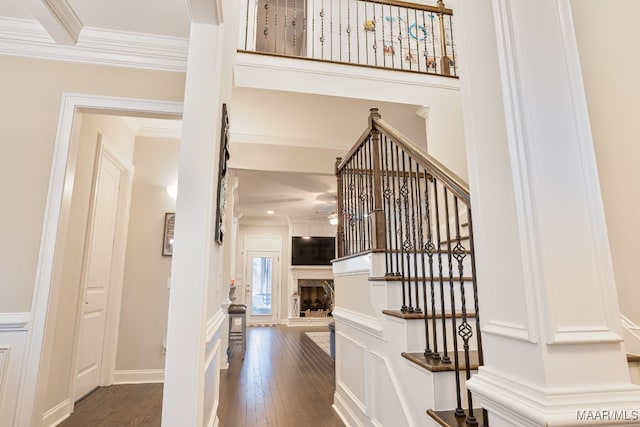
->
240, 0, 458, 76
335, 108, 486, 425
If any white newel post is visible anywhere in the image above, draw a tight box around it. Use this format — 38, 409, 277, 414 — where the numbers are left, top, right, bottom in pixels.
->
456, 0, 640, 425
162, 22, 222, 427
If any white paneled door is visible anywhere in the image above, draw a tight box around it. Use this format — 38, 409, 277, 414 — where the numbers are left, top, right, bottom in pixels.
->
75, 146, 124, 400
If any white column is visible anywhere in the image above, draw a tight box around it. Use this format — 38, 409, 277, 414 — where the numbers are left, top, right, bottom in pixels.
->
162, 22, 222, 426
456, 0, 640, 425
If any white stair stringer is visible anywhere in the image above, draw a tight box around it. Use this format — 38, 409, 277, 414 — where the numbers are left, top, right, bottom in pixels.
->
621, 314, 640, 385
331, 253, 478, 427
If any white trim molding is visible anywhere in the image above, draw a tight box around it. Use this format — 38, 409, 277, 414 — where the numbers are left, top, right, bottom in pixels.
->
113, 369, 165, 384
468, 366, 640, 427
0, 17, 188, 72
0, 313, 31, 331
332, 307, 383, 337
206, 309, 226, 344
41, 398, 71, 427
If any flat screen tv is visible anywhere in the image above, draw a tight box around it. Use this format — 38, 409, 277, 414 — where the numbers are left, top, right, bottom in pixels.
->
291, 236, 336, 266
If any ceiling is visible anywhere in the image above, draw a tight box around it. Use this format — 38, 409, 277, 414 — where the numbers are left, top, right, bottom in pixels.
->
0, 1, 191, 38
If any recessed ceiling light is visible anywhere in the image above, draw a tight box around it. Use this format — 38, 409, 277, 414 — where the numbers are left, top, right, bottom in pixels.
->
266, 210, 275, 215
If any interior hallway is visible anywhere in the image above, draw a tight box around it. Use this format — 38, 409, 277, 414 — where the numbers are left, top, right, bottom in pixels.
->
218, 325, 344, 427
57, 324, 342, 426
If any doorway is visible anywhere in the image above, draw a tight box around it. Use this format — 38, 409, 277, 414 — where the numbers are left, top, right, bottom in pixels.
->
246, 251, 280, 324
20, 94, 183, 427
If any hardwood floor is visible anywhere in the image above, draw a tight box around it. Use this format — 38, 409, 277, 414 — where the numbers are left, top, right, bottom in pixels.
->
218, 325, 344, 427
58, 383, 163, 427
58, 325, 343, 427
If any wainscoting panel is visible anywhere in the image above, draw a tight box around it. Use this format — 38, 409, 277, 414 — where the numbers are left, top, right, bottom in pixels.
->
370, 351, 409, 427
0, 313, 30, 427
336, 332, 367, 414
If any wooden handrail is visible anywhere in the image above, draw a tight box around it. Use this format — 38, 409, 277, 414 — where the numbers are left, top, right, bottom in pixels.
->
340, 108, 470, 205
363, 0, 454, 15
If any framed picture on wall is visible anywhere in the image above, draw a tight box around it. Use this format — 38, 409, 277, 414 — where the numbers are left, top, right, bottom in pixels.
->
214, 103, 230, 245
162, 212, 175, 256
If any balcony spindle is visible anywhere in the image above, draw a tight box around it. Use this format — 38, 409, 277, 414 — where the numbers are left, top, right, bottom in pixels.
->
408, 158, 421, 313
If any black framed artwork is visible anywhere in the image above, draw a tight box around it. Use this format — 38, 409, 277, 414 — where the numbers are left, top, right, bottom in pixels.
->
162, 212, 175, 256
214, 103, 230, 245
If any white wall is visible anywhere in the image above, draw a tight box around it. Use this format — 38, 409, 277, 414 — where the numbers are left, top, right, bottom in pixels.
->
116, 136, 180, 380
571, 0, 640, 325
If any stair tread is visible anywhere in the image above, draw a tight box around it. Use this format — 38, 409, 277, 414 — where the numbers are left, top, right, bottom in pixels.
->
628, 353, 640, 363
401, 350, 480, 372
427, 409, 482, 427
382, 309, 476, 320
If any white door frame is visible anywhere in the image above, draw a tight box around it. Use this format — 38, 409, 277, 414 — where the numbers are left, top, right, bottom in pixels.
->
242, 235, 282, 324
71, 133, 134, 401
15, 93, 183, 427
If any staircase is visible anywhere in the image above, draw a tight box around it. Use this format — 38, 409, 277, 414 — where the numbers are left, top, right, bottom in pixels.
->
332, 109, 487, 427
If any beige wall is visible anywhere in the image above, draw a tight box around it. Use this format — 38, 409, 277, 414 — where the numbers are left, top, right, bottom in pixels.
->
0, 55, 184, 312
42, 113, 138, 412
572, 0, 640, 324
116, 136, 180, 371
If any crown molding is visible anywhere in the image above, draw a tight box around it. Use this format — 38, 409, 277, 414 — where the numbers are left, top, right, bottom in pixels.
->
0, 17, 188, 72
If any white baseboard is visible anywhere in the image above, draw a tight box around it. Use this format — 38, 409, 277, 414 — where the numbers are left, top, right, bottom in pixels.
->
42, 398, 71, 427
113, 369, 164, 384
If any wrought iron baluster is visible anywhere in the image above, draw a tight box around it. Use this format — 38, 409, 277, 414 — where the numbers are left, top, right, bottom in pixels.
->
405, 6, 412, 70
275, 0, 279, 53
364, 0, 370, 65
355, 0, 360, 65
400, 150, 413, 312
408, 158, 421, 313
413, 8, 421, 72
389, 4, 395, 69
338, 0, 342, 61
372, 2, 378, 66
424, 173, 439, 359
346, 0, 352, 62
392, 143, 407, 310
381, 4, 386, 68
397, 6, 403, 70
320, 0, 325, 59
357, 147, 366, 253
365, 136, 374, 251
415, 164, 430, 351
284, 0, 288, 55
382, 136, 395, 275
432, 179, 449, 363
430, 12, 437, 73
448, 15, 457, 76
453, 197, 477, 425
329, 0, 333, 60
444, 188, 464, 417
292, 0, 297, 51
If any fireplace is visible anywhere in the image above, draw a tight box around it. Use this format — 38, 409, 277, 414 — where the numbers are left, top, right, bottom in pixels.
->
288, 266, 334, 323
297, 279, 333, 317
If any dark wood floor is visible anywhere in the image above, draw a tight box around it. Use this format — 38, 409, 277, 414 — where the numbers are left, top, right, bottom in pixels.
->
218, 325, 344, 427
58, 383, 163, 427
58, 325, 343, 427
